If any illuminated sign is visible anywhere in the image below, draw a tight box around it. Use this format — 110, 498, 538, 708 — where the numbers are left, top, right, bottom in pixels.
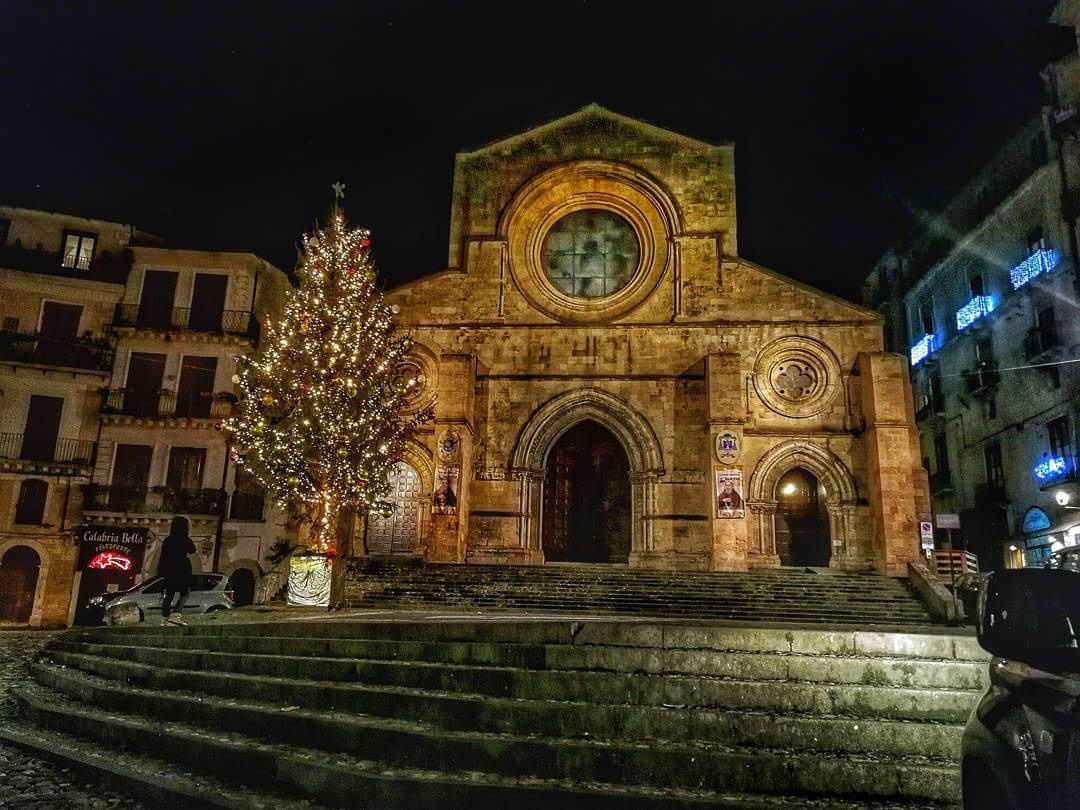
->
1010, 249, 1059, 290
77, 526, 149, 573
956, 295, 994, 331
87, 551, 134, 571
1034, 456, 1074, 485
909, 333, 938, 366
1021, 506, 1052, 533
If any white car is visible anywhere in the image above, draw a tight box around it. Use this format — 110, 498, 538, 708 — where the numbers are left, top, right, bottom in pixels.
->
102, 574, 235, 625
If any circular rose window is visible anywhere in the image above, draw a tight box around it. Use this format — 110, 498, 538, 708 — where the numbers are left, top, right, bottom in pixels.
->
541, 209, 640, 299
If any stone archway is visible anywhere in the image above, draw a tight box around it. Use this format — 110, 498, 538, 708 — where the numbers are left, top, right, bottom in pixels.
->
510, 388, 665, 563
747, 440, 860, 569
0, 542, 45, 625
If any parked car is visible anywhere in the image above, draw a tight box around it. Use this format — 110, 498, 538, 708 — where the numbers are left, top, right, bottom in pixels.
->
961, 566, 1079, 808
103, 574, 235, 625
1038, 546, 1080, 572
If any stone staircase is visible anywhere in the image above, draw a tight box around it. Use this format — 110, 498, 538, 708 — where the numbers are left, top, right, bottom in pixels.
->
343, 561, 936, 626
0, 618, 987, 808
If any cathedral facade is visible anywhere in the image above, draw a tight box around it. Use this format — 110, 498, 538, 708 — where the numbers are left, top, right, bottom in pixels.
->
365, 106, 928, 577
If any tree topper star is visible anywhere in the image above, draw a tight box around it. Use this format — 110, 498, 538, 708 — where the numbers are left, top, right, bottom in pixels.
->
332, 181, 346, 200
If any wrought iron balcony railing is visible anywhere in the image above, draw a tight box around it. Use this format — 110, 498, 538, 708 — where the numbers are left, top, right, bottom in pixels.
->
100, 388, 236, 419
112, 304, 258, 338
0, 330, 113, 371
963, 364, 1000, 396
0, 432, 95, 465
82, 484, 225, 515
0, 243, 132, 284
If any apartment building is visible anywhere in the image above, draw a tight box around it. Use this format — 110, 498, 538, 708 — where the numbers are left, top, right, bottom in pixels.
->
0, 206, 291, 626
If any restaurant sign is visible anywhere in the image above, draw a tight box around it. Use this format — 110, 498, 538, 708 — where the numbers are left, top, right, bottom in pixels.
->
77, 525, 150, 573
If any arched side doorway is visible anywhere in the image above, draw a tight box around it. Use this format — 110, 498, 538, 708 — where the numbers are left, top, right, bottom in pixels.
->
774, 468, 830, 567
511, 388, 665, 563
0, 545, 41, 624
226, 567, 257, 607
543, 421, 631, 563
367, 461, 424, 555
748, 440, 860, 568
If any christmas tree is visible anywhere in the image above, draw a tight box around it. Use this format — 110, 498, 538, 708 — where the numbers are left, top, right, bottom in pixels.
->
223, 196, 431, 552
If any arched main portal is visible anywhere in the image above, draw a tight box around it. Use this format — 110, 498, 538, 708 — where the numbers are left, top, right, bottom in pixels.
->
0, 545, 41, 624
774, 468, 831, 567
367, 461, 423, 555
511, 388, 665, 563
543, 420, 631, 563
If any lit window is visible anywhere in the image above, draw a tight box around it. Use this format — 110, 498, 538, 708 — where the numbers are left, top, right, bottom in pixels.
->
61, 231, 96, 270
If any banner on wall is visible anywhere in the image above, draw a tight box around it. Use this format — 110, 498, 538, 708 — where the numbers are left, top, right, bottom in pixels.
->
76, 526, 150, 573
432, 465, 460, 515
714, 469, 745, 519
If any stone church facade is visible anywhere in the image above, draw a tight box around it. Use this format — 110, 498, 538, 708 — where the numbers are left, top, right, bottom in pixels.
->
361, 105, 928, 577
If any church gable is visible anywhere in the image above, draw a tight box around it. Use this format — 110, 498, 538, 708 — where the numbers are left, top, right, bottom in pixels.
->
447, 104, 736, 269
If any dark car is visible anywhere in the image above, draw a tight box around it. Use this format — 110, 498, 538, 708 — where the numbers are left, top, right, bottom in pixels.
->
961, 567, 1080, 808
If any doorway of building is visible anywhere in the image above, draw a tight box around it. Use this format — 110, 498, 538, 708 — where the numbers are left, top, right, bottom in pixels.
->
366, 461, 422, 555
0, 545, 41, 623
775, 468, 831, 567
543, 420, 631, 563
226, 568, 256, 607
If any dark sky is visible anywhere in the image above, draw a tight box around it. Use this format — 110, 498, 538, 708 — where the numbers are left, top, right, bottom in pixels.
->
1, 1, 1073, 298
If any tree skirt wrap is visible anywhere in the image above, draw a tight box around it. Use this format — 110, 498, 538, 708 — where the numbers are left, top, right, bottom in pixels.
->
287, 554, 333, 607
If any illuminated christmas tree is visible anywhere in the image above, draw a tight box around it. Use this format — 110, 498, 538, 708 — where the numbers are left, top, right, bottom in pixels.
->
223, 196, 430, 552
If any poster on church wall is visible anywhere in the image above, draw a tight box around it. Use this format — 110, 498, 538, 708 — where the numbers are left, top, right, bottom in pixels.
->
432, 464, 460, 515
714, 468, 745, 518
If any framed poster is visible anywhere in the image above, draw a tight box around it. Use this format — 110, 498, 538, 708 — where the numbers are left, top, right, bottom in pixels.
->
432, 464, 460, 515
714, 468, 745, 519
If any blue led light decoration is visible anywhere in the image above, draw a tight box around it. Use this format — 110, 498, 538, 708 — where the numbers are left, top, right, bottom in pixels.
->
909, 333, 938, 366
956, 295, 995, 331
1034, 455, 1075, 485
1010, 249, 1059, 290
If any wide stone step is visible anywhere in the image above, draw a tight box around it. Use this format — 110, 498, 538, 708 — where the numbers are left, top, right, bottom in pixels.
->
45, 647, 975, 727
75, 620, 985, 661
38, 647, 967, 760
52, 635, 987, 690
11, 684, 953, 808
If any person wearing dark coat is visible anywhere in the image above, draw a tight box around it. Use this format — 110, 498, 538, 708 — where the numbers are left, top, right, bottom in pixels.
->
158, 515, 196, 626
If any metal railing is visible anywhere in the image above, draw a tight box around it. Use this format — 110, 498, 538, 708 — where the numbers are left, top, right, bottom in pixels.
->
0, 432, 95, 465
1023, 325, 1062, 360
112, 304, 257, 337
0, 330, 114, 371
0, 243, 132, 283
964, 364, 1000, 395
82, 484, 225, 515
100, 388, 235, 419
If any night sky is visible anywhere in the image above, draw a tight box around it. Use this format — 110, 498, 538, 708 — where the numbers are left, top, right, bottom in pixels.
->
1, 1, 1073, 298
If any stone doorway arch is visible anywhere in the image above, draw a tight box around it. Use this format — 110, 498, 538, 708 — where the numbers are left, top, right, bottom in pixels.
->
747, 440, 860, 568
510, 388, 665, 563
0, 543, 43, 624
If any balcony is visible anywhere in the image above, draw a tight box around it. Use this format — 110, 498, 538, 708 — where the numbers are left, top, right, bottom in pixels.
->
964, 364, 1000, 398
929, 470, 953, 495
1034, 455, 1079, 489
0, 330, 113, 372
956, 295, 995, 331
0, 432, 95, 466
112, 304, 258, 339
915, 392, 946, 424
909, 333, 939, 367
82, 485, 224, 515
100, 389, 236, 420
229, 490, 266, 521
1010, 248, 1060, 290
0, 243, 131, 284
1023, 324, 1062, 362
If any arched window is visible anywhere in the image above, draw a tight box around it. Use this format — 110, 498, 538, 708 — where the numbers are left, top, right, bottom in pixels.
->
14, 479, 48, 525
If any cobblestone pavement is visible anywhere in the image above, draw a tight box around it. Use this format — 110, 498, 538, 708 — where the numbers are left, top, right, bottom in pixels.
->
0, 630, 144, 809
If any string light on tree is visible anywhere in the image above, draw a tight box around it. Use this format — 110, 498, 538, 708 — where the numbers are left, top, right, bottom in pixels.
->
222, 188, 432, 552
